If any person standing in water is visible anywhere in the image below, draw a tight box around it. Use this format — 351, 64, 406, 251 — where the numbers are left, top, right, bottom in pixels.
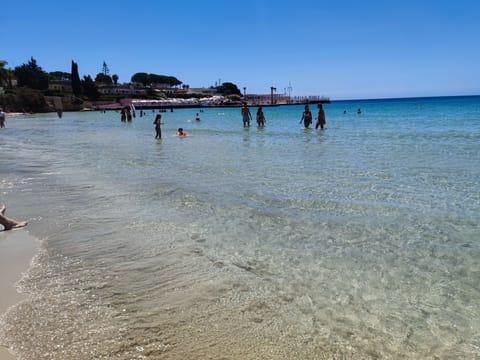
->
0, 109, 6, 128
300, 104, 313, 128
256, 106, 266, 127
315, 103, 326, 130
153, 114, 162, 139
0, 204, 28, 231
241, 103, 252, 128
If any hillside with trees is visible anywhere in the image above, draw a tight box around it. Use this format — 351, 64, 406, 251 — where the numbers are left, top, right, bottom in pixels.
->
0, 56, 244, 113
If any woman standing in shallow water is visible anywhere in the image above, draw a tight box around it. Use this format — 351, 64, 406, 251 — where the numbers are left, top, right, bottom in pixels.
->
256, 107, 265, 127
315, 103, 326, 130
300, 105, 312, 128
153, 114, 162, 139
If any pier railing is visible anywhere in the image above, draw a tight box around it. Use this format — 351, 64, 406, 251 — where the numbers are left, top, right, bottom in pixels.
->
290, 96, 330, 104
246, 94, 330, 106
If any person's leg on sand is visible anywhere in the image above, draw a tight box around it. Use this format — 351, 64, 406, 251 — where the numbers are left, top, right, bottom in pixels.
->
0, 205, 28, 231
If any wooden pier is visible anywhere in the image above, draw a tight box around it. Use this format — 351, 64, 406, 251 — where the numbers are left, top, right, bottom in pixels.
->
245, 94, 330, 106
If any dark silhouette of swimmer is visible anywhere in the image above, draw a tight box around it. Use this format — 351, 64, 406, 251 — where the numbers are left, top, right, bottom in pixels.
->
176, 128, 187, 137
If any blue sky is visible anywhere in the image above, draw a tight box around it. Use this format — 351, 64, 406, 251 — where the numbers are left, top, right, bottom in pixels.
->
2, 0, 480, 99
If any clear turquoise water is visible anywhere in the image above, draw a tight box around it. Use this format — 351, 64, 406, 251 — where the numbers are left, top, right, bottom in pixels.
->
1, 96, 479, 359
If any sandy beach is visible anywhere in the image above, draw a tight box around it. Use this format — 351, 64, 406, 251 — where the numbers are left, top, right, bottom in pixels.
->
0, 230, 37, 360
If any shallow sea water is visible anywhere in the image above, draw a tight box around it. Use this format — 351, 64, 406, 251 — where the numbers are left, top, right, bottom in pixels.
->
1, 97, 479, 359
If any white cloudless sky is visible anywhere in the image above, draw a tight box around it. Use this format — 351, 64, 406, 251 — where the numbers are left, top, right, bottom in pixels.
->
2, 0, 480, 99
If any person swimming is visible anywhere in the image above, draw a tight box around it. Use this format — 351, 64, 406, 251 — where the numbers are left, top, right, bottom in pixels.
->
176, 128, 187, 137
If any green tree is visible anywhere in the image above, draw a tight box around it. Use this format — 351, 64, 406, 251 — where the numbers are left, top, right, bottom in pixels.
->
15, 87, 48, 112
102, 61, 110, 76
216, 82, 241, 96
149, 74, 182, 87
95, 73, 112, 84
82, 75, 99, 100
14, 57, 49, 90
148, 74, 165, 85
0, 60, 7, 86
71, 60, 82, 97
112, 74, 119, 85
0, 61, 14, 89
131, 73, 183, 87
166, 75, 182, 87
49, 71, 71, 81
131, 72, 149, 86
5, 68, 14, 88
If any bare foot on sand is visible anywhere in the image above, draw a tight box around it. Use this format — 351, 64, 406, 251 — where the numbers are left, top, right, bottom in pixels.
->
0, 204, 28, 231
5, 221, 28, 230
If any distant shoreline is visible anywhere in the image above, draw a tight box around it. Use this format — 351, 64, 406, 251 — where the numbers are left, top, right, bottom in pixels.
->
5, 94, 479, 116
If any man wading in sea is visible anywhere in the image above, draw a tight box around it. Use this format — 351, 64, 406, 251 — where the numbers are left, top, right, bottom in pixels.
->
241, 103, 252, 128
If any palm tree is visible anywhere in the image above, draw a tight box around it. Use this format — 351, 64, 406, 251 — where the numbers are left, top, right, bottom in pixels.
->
112, 74, 119, 85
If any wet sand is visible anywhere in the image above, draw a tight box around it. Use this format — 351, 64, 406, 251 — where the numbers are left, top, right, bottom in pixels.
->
0, 346, 15, 360
0, 230, 38, 360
